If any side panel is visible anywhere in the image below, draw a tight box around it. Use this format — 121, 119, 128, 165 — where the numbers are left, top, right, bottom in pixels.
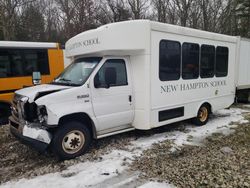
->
237, 39, 250, 89
130, 54, 151, 129
150, 31, 236, 128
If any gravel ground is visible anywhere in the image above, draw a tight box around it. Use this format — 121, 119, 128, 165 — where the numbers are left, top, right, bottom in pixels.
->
1, 106, 250, 187
0, 125, 135, 184
0, 120, 181, 184
131, 114, 250, 188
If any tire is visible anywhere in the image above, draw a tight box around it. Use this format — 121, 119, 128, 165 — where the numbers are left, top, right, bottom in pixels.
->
52, 121, 92, 160
192, 104, 210, 126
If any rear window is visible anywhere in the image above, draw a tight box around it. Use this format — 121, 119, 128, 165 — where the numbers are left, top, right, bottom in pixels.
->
216, 46, 229, 77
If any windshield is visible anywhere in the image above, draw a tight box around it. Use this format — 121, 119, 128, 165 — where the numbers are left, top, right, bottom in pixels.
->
51, 57, 102, 86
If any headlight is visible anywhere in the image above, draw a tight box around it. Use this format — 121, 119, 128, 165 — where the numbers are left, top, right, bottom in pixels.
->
37, 105, 48, 123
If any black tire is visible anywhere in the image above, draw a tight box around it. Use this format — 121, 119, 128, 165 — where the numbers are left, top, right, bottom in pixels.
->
192, 104, 210, 126
52, 121, 91, 160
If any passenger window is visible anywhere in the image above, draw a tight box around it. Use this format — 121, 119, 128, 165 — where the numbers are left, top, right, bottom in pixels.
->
23, 51, 39, 75
10, 50, 24, 76
200, 45, 215, 78
182, 43, 199, 79
0, 49, 50, 78
23, 49, 50, 75
95, 59, 128, 87
159, 40, 181, 81
36, 49, 50, 75
216, 46, 228, 77
0, 50, 11, 78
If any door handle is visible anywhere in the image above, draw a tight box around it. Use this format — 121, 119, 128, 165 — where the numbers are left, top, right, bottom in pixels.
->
129, 95, 132, 102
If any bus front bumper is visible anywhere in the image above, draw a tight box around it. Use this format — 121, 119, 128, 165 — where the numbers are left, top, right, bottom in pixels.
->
9, 116, 52, 152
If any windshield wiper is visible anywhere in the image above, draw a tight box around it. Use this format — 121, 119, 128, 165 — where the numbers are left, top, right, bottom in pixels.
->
59, 78, 72, 82
50, 78, 81, 87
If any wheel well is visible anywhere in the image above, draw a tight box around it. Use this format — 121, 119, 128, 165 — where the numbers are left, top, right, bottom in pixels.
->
58, 113, 97, 139
201, 102, 212, 113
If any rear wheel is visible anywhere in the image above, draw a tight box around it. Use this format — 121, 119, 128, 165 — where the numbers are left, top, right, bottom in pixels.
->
193, 105, 210, 126
52, 121, 91, 160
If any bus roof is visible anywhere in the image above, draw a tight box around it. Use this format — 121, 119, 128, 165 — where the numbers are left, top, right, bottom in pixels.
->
0, 41, 59, 49
65, 20, 238, 58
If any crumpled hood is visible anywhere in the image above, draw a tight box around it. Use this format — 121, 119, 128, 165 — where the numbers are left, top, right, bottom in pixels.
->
15, 84, 71, 102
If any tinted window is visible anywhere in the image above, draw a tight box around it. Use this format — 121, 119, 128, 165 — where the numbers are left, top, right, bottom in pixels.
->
11, 50, 24, 76
96, 59, 127, 87
0, 49, 49, 78
216, 47, 228, 77
23, 49, 50, 75
159, 40, 181, 81
182, 43, 199, 79
200, 45, 215, 78
0, 50, 11, 78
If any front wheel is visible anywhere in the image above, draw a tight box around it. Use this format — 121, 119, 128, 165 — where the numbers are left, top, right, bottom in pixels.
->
192, 105, 210, 126
52, 121, 91, 160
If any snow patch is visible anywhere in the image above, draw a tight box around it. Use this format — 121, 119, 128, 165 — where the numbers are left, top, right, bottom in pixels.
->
138, 181, 175, 188
1, 108, 248, 188
1, 150, 129, 188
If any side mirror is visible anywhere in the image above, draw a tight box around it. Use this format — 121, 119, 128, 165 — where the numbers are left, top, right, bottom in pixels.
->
32, 72, 41, 85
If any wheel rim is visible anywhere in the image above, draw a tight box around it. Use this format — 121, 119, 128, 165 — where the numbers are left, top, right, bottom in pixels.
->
198, 107, 208, 122
62, 130, 85, 154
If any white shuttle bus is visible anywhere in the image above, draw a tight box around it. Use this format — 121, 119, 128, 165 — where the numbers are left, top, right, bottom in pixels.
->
9, 20, 250, 159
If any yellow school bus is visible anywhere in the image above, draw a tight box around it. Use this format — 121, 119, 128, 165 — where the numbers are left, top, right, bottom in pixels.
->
0, 41, 64, 124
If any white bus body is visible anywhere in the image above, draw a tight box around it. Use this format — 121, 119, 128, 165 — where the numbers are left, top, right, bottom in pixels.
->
237, 38, 250, 89
8, 20, 248, 159
65, 20, 237, 130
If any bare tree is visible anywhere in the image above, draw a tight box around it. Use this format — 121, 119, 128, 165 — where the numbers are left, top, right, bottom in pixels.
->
174, 0, 193, 26
0, 0, 249, 42
0, 0, 24, 40
188, 1, 202, 29
16, 2, 45, 41
127, 0, 148, 19
98, 0, 131, 23
151, 0, 168, 22
235, 0, 250, 37
38, 0, 62, 41
72, 0, 97, 33
55, 0, 78, 40
151, 0, 178, 24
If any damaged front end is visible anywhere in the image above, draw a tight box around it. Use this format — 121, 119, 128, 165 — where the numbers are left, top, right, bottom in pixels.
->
9, 93, 52, 152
